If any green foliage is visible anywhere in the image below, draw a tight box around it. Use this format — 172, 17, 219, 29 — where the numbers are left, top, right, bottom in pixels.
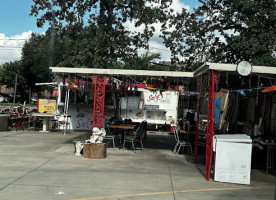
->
30, 0, 172, 68
162, 0, 276, 67
0, 61, 24, 88
2, 0, 274, 103
0, 61, 26, 102
21, 32, 52, 90
122, 52, 164, 70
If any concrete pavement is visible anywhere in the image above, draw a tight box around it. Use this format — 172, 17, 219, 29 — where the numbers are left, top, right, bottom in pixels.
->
0, 130, 275, 200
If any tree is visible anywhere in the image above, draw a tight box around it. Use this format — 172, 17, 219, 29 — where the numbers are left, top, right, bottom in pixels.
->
30, 0, 172, 68
121, 52, 169, 70
0, 61, 26, 102
162, 0, 276, 68
21, 32, 53, 91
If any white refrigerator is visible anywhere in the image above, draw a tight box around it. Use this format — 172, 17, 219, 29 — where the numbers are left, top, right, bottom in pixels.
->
213, 134, 252, 185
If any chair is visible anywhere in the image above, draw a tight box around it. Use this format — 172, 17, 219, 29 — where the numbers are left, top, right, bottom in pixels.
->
103, 126, 116, 149
50, 115, 60, 131
168, 131, 174, 139
141, 120, 147, 139
173, 125, 193, 155
123, 118, 133, 135
9, 107, 28, 131
123, 126, 145, 152
28, 115, 42, 130
266, 143, 276, 173
124, 118, 132, 124
58, 115, 71, 133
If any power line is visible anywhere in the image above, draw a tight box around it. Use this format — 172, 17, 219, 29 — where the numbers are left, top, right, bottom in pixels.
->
0, 39, 28, 41
0, 48, 17, 54
0, 46, 23, 48
0, 58, 13, 61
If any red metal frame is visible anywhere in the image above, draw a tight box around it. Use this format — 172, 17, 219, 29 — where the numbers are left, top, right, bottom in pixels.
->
205, 70, 220, 181
92, 76, 106, 129
195, 76, 202, 164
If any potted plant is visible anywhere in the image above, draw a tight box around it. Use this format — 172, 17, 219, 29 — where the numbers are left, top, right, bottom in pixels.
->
73, 132, 91, 156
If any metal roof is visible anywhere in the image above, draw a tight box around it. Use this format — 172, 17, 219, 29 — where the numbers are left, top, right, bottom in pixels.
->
50, 63, 276, 78
49, 67, 194, 77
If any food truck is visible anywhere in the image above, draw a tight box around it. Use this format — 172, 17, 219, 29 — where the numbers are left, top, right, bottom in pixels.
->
119, 88, 179, 125
54, 80, 179, 130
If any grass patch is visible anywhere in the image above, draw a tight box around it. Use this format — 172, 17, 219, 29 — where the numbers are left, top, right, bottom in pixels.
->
74, 132, 91, 141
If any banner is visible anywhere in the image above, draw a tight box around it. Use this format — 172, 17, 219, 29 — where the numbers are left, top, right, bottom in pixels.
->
214, 96, 221, 127
37, 99, 56, 113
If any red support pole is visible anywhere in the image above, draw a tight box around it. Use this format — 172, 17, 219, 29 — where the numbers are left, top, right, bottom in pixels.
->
101, 78, 106, 128
92, 76, 106, 129
195, 76, 202, 164
205, 70, 220, 181
92, 76, 97, 129
23, 113, 25, 131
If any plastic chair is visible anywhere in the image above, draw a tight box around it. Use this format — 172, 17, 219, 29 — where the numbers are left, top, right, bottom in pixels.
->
173, 125, 193, 155
123, 125, 145, 152
58, 115, 71, 133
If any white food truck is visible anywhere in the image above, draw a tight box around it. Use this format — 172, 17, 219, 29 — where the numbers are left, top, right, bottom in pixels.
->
119, 88, 179, 125
55, 85, 179, 130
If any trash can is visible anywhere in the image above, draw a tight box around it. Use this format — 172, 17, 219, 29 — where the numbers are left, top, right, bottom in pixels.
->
213, 134, 252, 185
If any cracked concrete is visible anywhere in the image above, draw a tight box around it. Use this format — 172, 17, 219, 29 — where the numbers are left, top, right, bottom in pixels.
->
0, 130, 275, 200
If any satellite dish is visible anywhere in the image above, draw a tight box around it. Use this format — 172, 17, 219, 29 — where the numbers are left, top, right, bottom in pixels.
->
236, 61, 252, 76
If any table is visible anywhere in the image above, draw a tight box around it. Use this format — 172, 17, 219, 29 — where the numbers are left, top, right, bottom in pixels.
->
180, 130, 206, 137
31, 113, 58, 132
180, 129, 207, 148
109, 124, 137, 130
179, 130, 196, 134
109, 124, 137, 146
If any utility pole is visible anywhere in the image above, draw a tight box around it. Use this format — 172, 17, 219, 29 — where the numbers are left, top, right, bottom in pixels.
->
13, 74, 17, 103
29, 87, 31, 104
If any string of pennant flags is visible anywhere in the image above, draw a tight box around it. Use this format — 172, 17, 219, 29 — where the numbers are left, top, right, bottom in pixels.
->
59, 73, 276, 97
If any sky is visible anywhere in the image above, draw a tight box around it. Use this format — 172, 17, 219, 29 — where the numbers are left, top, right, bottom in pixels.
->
0, 0, 201, 65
